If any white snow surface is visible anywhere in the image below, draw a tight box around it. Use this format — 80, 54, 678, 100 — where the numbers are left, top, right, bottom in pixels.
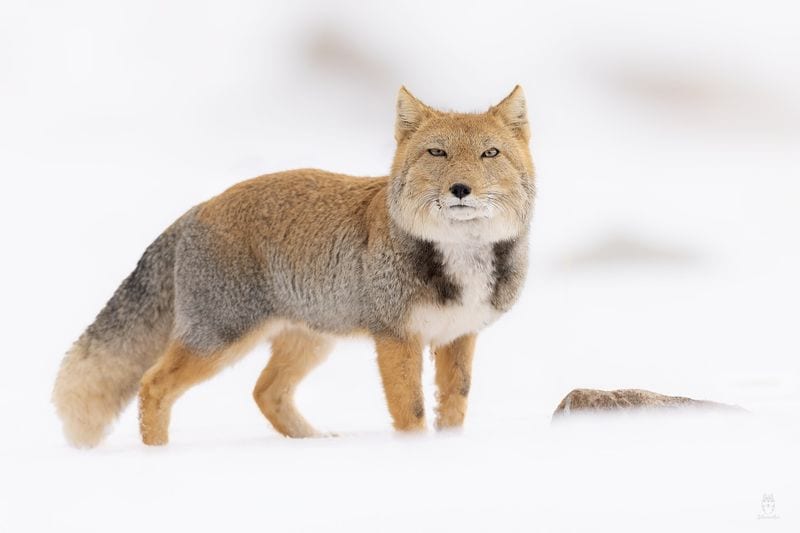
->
1, 1, 798, 531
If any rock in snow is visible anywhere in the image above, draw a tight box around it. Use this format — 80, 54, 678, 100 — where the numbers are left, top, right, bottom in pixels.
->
552, 388, 745, 419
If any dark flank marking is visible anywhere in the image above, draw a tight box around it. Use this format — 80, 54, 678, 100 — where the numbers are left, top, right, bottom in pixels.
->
411, 239, 461, 304
217, 323, 249, 345
455, 357, 471, 396
458, 378, 471, 397
491, 239, 516, 308
413, 400, 425, 419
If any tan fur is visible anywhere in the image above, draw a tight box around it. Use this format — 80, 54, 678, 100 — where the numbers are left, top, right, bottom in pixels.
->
375, 336, 426, 431
195, 171, 386, 268
139, 343, 221, 446
53, 340, 149, 447
390, 86, 533, 244
252, 328, 333, 438
433, 334, 476, 429
53, 315, 175, 447
139, 320, 289, 445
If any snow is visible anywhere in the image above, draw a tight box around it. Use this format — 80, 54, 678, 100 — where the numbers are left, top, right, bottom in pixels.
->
1, 0, 798, 531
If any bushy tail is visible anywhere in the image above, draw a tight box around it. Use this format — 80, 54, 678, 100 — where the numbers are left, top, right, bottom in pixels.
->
52, 221, 184, 447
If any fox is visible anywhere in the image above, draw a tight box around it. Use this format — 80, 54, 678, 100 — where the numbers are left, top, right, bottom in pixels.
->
52, 86, 535, 447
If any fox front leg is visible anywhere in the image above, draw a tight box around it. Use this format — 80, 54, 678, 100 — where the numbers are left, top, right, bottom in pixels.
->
375, 336, 426, 431
433, 334, 476, 429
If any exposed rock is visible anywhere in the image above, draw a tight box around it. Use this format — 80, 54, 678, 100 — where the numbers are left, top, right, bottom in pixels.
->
552, 388, 745, 419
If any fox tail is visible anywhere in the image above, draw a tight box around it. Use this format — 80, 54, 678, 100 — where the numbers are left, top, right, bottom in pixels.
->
52, 221, 183, 447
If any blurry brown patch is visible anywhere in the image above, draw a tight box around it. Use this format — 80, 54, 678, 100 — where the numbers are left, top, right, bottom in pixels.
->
556, 232, 700, 271
305, 26, 390, 87
592, 55, 800, 138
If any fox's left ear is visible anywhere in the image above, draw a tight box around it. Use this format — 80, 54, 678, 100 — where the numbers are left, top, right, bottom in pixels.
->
491, 85, 529, 142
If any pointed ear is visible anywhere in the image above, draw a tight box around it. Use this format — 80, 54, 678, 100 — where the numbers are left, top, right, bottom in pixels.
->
395, 86, 431, 142
491, 85, 529, 142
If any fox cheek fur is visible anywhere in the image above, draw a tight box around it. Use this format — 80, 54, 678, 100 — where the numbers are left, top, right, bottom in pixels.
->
52, 86, 536, 447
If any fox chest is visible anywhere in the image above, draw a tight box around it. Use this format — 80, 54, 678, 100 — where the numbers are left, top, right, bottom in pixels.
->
406, 243, 501, 348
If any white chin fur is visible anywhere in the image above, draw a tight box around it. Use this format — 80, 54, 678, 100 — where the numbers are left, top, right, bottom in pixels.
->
399, 212, 520, 244
444, 206, 484, 221
390, 195, 523, 244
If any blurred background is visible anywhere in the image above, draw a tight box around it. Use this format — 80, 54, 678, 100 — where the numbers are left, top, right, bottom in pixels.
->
1, 1, 798, 531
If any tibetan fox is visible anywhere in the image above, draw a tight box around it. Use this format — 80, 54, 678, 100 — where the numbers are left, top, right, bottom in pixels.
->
53, 86, 535, 447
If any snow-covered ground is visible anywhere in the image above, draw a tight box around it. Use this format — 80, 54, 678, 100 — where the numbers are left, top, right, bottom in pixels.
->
1, 1, 798, 531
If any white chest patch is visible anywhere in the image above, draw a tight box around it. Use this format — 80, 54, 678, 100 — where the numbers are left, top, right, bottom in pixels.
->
406, 242, 500, 348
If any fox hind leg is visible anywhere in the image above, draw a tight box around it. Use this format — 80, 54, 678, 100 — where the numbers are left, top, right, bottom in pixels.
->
253, 328, 333, 438
138, 341, 231, 446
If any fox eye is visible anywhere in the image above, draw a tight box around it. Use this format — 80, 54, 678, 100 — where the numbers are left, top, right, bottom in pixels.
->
482, 148, 500, 158
427, 148, 447, 157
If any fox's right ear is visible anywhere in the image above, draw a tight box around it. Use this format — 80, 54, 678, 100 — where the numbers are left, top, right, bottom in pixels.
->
395, 87, 431, 143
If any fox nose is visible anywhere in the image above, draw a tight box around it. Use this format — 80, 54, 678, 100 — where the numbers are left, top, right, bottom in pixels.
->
449, 183, 471, 199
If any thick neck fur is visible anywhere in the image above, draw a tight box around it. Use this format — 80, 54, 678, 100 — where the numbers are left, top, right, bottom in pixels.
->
385, 208, 525, 314
392, 213, 525, 347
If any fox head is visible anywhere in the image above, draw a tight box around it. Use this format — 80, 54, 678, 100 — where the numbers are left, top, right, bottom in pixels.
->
389, 86, 535, 244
